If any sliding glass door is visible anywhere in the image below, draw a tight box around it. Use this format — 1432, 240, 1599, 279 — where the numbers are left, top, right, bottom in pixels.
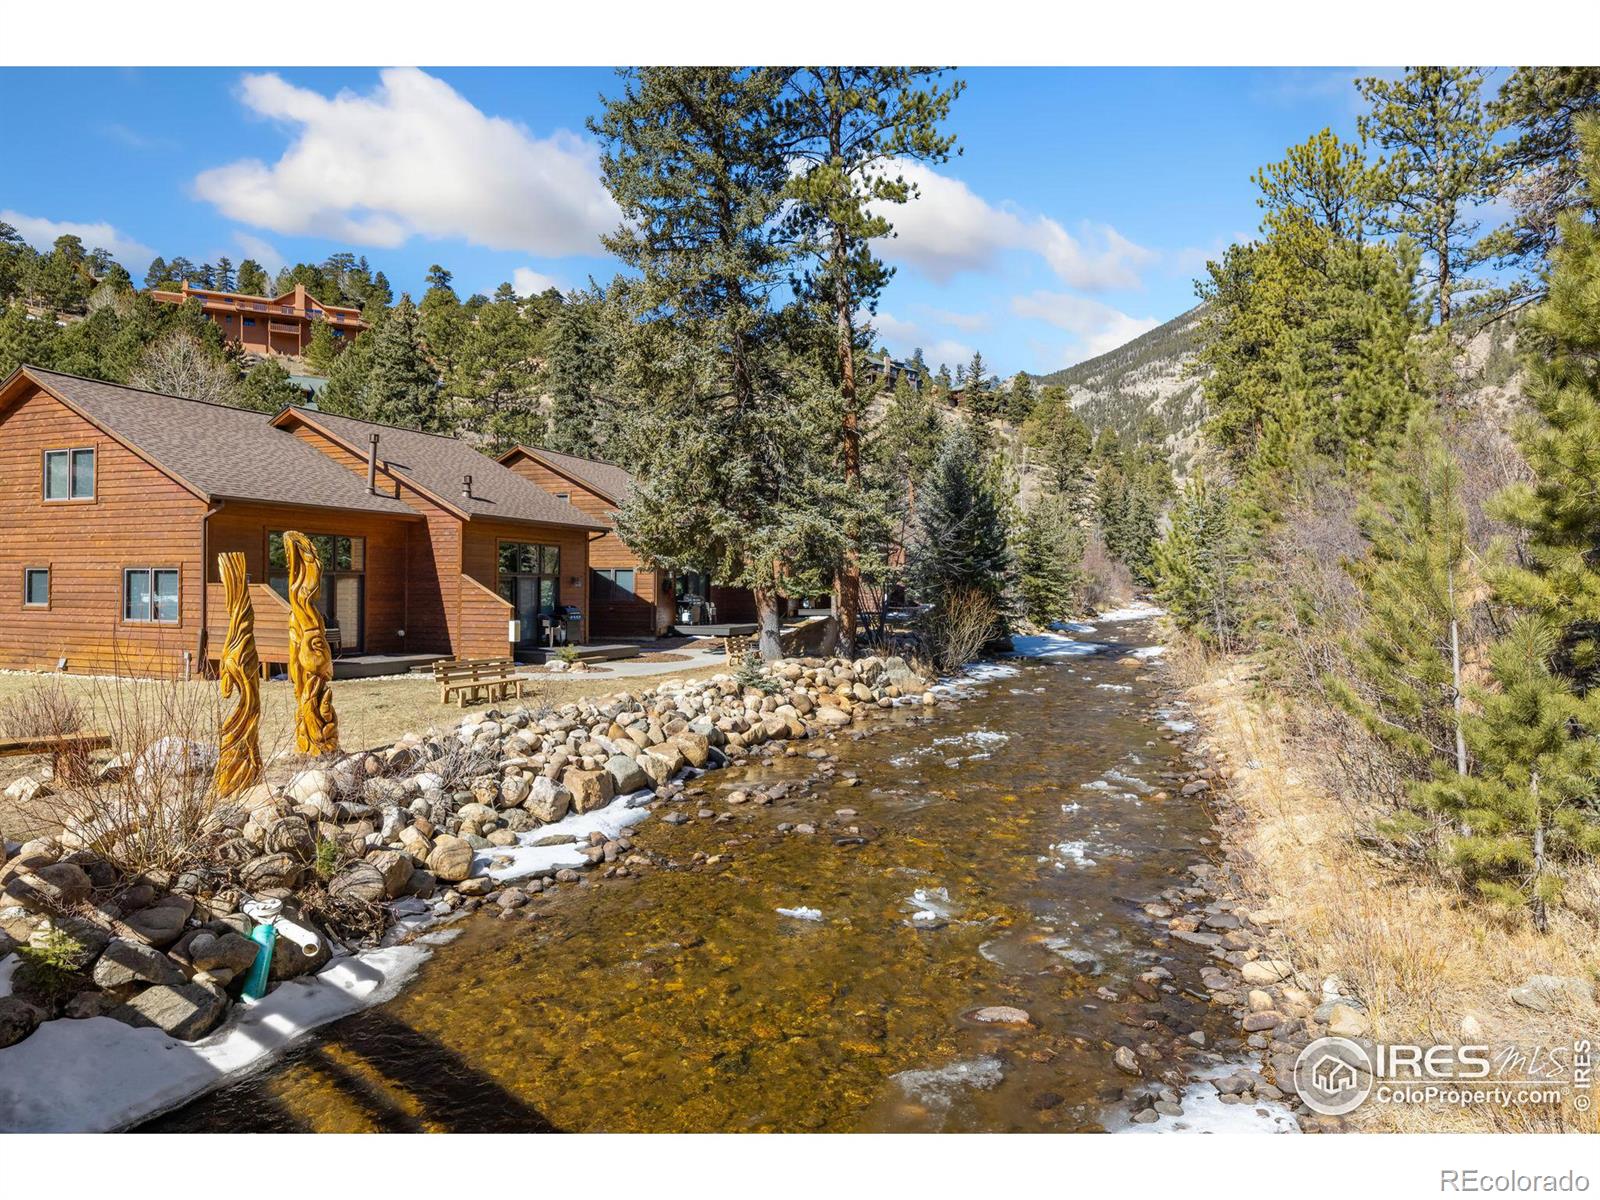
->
268, 532, 366, 654
497, 541, 559, 649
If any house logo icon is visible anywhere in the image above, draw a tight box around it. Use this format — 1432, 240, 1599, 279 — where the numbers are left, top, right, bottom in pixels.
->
1293, 1036, 1374, 1116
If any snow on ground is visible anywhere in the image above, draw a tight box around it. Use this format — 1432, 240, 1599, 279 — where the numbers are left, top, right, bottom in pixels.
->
1111, 1062, 1300, 1134
1009, 633, 1104, 659
1049, 619, 1099, 635
1096, 600, 1165, 622
0, 943, 429, 1132
476, 789, 653, 882
0, 953, 15, 999
1132, 645, 1166, 659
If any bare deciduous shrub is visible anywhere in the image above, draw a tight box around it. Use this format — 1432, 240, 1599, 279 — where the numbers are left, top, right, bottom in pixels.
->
917, 586, 1001, 674
11, 665, 229, 880
0, 680, 86, 740
1079, 533, 1135, 612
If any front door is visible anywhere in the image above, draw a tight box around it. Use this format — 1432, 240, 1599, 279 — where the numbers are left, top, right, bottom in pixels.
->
497, 541, 560, 649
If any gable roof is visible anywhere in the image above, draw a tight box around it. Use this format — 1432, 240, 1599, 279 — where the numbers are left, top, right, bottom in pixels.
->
280, 408, 608, 531
2, 366, 415, 517
500, 444, 635, 508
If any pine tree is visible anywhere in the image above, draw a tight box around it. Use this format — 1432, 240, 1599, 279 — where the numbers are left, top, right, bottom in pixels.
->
907, 421, 1014, 616
237, 357, 304, 413
1414, 617, 1600, 927
1016, 492, 1084, 625
236, 259, 269, 296
1329, 414, 1475, 783
594, 67, 824, 660
364, 297, 446, 431
1152, 471, 1244, 646
542, 291, 615, 457
780, 67, 962, 657
454, 286, 542, 452
1358, 67, 1500, 327
142, 256, 170, 291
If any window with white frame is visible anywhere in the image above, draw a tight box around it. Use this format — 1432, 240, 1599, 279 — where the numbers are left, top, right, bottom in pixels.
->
123, 568, 180, 623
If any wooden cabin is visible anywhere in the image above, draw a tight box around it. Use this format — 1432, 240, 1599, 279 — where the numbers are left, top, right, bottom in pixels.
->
0, 366, 608, 676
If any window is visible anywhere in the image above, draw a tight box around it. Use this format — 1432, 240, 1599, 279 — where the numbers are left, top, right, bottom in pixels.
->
23, 568, 49, 608
243, 318, 256, 327
43, 448, 95, 501
267, 532, 366, 653
596, 568, 636, 595
497, 542, 562, 647
123, 568, 180, 623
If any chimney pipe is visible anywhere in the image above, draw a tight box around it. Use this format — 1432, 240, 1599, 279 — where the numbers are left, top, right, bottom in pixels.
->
461, 473, 472, 500
366, 432, 380, 495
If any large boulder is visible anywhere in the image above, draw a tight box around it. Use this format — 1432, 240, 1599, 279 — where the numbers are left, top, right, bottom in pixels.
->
498, 774, 532, 808
524, 777, 571, 824
603, 754, 648, 795
1510, 975, 1596, 1013
0, 997, 42, 1048
814, 706, 852, 727
92, 938, 187, 990
427, 834, 474, 883
286, 768, 334, 804
112, 980, 229, 1041
563, 768, 615, 815
670, 731, 710, 769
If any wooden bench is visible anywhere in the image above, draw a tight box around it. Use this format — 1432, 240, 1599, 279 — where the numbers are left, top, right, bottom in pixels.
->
0, 732, 113, 776
433, 659, 536, 707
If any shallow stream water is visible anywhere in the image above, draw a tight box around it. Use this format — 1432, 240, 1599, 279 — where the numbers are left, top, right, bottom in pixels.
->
151, 613, 1268, 1133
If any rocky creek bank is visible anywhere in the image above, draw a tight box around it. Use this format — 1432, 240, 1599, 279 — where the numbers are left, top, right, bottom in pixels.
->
0, 653, 934, 1055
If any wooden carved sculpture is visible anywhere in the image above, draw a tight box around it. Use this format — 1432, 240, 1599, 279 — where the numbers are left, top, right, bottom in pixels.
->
215, 552, 263, 795
284, 531, 340, 755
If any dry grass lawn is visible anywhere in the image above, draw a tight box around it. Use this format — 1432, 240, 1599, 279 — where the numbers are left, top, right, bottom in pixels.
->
1169, 642, 1600, 1134
0, 662, 727, 841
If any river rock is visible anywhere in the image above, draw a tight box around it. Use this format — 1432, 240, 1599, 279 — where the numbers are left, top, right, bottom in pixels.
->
671, 731, 710, 768
972, 1005, 1031, 1025
122, 895, 194, 948
814, 706, 852, 727
1113, 1046, 1141, 1076
563, 768, 615, 814
1326, 1002, 1370, 1038
286, 769, 333, 804
92, 937, 187, 989
499, 774, 532, 808
367, 849, 415, 898
0, 997, 42, 1048
188, 931, 261, 975
1241, 957, 1294, 985
113, 980, 229, 1041
3, 862, 92, 911
525, 776, 572, 824
328, 860, 388, 904
239, 853, 304, 893
427, 834, 474, 883
604, 754, 648, 795
264, 815, 316, 860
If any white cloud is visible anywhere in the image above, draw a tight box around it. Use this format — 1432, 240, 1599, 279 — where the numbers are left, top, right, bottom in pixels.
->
193, 68, 619, 257
916, 304, 991, 333
512, 268, 564, 297
872, 310, 973, 370
1010, 291, 1161, 362
870, 159, 1155, 291
233, 232, 285, 274
1, 209, 153, 267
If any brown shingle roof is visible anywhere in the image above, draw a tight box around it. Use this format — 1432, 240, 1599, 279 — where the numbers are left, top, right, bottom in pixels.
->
284, 408, 608, 531
12, 367, 416, 517
507, 445, 635, 507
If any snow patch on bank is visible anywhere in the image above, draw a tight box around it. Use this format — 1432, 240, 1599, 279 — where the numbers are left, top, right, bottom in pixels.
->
1010, 633, 1105, 659
0, 943, 429, 1132
1111, 1063, 1300, 1134
1097, 600, 1165, 622
477, 789, 653, 882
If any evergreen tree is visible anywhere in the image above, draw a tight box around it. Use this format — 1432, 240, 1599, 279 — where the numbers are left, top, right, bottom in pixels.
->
1016, 492, 1085, 624
303, 319, 341, 376
594, 66, 821, 660
365, 297, 444, 430
1414, 617, 1600, 928
455, 285, 542, 451
213, 256, 235, 292
142, 255, 169, 291
0, 300, 57, 377
907, 421, 1014, 615
1024, 385, 1095, 516
542, 291, 616, 457
236, 259, 270, 296
1480, 67, 1600, 309
1152, 471, 1245, 646
780, 66, 963, 657
1329, 414, 1475, 783
1358, 67, 1500, 327
237, 357, 303, 413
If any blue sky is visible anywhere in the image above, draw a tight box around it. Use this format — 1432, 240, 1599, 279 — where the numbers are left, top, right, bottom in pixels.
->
0, 66, 1406, 376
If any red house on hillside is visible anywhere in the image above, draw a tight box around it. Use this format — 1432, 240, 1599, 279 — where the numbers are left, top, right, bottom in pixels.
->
147, 281, 367, 359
